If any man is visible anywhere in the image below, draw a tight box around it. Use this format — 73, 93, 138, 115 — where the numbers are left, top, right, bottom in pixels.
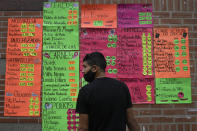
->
76, 52, 140, 131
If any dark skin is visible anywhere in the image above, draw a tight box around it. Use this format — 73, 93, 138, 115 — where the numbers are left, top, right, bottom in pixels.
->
78, 61, 140, 131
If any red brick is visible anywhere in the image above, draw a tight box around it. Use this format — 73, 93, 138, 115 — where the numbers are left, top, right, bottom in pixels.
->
189, 46, 197, 52
147, 0, 152, 4
152, 117, 173, 123
172, 12, 192, 18
40, 11, 43, 17
0, 96, 4, 101
182, 0, 188, 11
161, 19, 182, 24
196, 0, 197, 11
161, 0, 167, 11
141, 125, 149, 131
0, 80, 5, 84
190, 61, 195, 73
169, 25, 192, 31
80, 0, 85, 4
190, 32, 197, 38
2, 33, 7, 37
133, 104, 149, 108
163, 109, 185, 115
0, 49, 6, 53
174, 102, 196, 108
184, 19, 197, 24
171, 124, 177, 131
0, 91, 5, 96
0, 112, 4, 117
194, 26, 197, 31
164, 125, 170, 131
185, 124, 191, 131
133, 0, 140, 4
84, 0, 92, 4
18, 119, 39, 123
0, 118, 18, 123
0, 17, 8, 21
192, 82, 197, 87
192, 95, 197, 101
195, 39, 197, 45
195, 53, 197, 59
0, 106, 3, 112
4, 11, 21, 16
178, 124, 184, 131
168, 0, 173, 11
188, 0, 194, 11
189, 38, 194, 45
1, 38, 7, 43
22, 11, 41, 16
38, 118, 42, 124
0, 27, 7, 32
150, 104, 173, 108
153, 12, 170, 18
153, 19, 159, 24
154, 25, 169, 28
156, 125, 162, 131
132, 110, 139, 115
0, 86, 4, 90
194, 13, 197, 18
0, 54, 6, 59
154, 0, 161, 11
2, 22, 8, 27
149, 125, 155, 131
174, 0, 181, 11
139, 110, 161, 115
141, 0, 147, 4
0, 11, 4, 16
111, 0, 118, 4
136, 117, 151, 123
192, 124, 197, 130
175, 117, 197, 122
0, 75, 5, 80
2, 44, 7, 48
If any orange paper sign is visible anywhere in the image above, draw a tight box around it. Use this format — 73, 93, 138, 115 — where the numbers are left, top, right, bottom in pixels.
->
4, 18, 43, 116
154, 28, 190, 78
81, 4, 117, 28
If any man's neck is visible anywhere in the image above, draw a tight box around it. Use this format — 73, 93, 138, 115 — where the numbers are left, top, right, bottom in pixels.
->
95, 71, 106, 78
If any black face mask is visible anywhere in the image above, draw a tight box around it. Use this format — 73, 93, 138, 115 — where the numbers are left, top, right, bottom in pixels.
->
84, 68, 96, 83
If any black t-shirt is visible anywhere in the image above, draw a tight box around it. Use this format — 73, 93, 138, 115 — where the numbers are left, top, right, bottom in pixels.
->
76, 77, 132, 131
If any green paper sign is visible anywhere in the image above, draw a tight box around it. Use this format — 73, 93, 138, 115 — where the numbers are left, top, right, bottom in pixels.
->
155, 78, 191, 104
42, 51, 79, 131
43, 2, 79, 50
43, 2, 79, 27
43, 26, 79, 50
42, 51, 79, 102
81, 77, 88, 87
42, 102, 79, 131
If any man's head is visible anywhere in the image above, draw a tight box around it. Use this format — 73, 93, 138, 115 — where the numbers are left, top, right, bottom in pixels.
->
82, 52, 106, 83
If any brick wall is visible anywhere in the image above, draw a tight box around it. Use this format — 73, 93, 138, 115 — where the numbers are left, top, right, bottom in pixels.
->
0, 0, 197, 131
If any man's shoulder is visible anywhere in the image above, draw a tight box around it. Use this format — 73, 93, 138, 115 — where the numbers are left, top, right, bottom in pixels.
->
80, 82, 93, 92
109, 77, 127, 86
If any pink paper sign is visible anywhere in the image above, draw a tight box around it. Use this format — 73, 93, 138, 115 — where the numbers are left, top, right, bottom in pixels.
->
80, 28, 117, 78
117, 28, 154, 78
118, 4, 153, 28
119, 78, 155, 104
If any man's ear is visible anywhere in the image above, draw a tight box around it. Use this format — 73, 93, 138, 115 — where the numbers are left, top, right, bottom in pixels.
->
91, 65, 98, 72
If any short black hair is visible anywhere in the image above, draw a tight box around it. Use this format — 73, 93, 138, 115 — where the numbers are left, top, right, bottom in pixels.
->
83, 52, 106, 72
